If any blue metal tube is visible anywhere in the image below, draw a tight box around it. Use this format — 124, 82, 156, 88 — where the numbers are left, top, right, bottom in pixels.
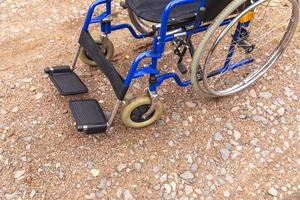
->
83, 0, 107, 31
133, 67, 160, 79
223, 22, 243, 70
148, 36, 160, 92
158, 0, 206, 53
110, 24, 146, 39
90, 13, 107, 24
163, 18, 234, 42
106, 0, 111, 15
124, 51, 154, 87
153, 58, 254, 88
83, 0, 146, 38
156, 73, 192, 87
221, 58, 254, 73
196, 58, 254, 81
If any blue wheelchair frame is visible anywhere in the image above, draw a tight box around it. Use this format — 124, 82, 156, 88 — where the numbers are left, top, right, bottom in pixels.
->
82, 0, 253, 95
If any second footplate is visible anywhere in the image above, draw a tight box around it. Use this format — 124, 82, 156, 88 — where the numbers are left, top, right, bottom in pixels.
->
69, 100, 108, 134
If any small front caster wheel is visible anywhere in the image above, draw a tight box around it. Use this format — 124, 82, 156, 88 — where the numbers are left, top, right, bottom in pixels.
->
79, 37, 114, 67
121, 96, 163, 128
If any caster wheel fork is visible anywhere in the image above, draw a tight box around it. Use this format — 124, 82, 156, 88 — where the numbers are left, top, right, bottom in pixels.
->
121, 94, 163, 129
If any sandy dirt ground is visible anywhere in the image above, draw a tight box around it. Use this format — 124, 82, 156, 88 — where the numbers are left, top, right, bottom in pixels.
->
0, 0, 300, 199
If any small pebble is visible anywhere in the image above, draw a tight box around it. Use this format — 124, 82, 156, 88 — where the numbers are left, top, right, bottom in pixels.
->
153, 165, 160, 173
253, 115, 269, 125
184, 185, 193, 195
134, 162, 142, 172
267, 187, 278, 197
14, 170, 26, 180
233, 130, 241, 140
224, 191, 231, 198
180, 171, 194, 180
30, 190, 36, 198
153, 184, 161, 191
164, 184, 172, 194
259, 92, 273, 99
277, 107, 285, 116
123, 189, 133, 200
171, 112, 181, 121
97, 177, 107, 189
90, 169, 100, 177
214, 132, 223, 141
29, 86, 36, 92
185, 102, 196, 108
117, 163, 127, 172
11, 107, 19, 113
249, 89, 257, 98
35, 93, 43, 100
225, 121, 234, 130
220, 148, 230, 161
206, 174, 213, 181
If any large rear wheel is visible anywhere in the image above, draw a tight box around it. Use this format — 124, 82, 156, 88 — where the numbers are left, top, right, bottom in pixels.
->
191, 0, 299, 97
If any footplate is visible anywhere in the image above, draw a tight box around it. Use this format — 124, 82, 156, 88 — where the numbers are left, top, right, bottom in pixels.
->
44, 66, 88, 96
69, 99, 108, 134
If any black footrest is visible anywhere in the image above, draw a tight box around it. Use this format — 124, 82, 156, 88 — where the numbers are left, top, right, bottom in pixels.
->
45, 66, 88, 96
69, 100, 108, 134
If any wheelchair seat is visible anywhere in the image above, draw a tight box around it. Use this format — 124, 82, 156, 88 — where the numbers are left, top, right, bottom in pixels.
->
126, 0, 249, 25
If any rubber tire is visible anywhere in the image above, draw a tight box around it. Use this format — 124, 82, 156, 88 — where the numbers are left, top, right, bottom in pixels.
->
121, 96, 163, 128
191, 0, 299, 98
191, 0, 250, 98
79, 37, 114, 67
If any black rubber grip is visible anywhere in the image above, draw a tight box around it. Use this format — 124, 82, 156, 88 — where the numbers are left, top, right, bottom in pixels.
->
44, 65, 71, 74
77, 124, 108, 134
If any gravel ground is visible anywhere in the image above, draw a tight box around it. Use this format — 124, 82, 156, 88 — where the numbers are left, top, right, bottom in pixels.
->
0, 0, 300, 199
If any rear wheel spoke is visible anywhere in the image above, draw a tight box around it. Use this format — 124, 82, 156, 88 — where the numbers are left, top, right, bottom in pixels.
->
191, 0, 298, 97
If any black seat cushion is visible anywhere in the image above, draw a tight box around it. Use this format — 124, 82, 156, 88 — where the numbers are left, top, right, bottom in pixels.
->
126, 0, 250, 25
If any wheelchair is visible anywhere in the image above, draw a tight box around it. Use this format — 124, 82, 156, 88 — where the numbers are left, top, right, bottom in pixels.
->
44, 0, 299, 134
